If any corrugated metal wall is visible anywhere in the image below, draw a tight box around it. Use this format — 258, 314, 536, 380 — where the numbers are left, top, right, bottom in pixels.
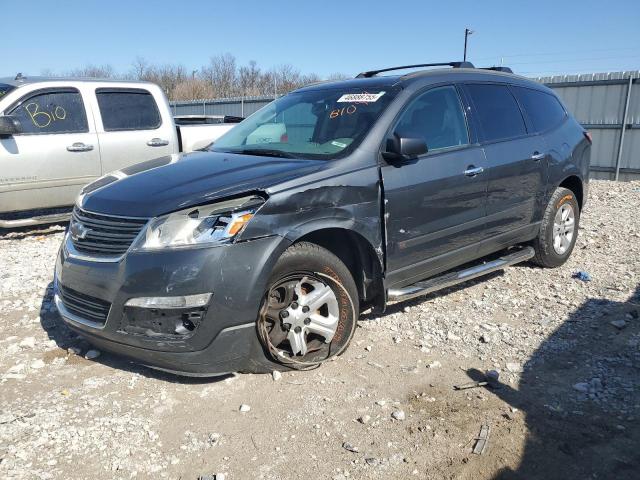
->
171, 96, 275, 118
171, 70, 640, 180
536, 71, 640, 180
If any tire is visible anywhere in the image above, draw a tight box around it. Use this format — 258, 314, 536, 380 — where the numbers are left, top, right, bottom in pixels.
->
531, 187, 580, 268
256, 241, 359, 369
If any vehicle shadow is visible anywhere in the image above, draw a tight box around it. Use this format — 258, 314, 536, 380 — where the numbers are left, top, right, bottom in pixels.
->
0, 222, 68, 240
466, 285, 640, 479
39, 282, 232, 385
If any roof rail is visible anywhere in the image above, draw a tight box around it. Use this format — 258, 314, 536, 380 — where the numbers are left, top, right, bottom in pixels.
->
356, 61, 475, 78
482, 66, 513, 74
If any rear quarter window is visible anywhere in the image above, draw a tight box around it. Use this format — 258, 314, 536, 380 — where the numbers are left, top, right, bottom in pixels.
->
465, 83, 527, 142
513, 86, 566, 133
96, 88, 161, 131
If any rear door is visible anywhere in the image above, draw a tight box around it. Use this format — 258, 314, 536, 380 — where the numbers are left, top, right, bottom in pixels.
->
92, 87, 175, 173
382, 85, 488, 287
0, 87, 101, 212
462, 83, 547, 240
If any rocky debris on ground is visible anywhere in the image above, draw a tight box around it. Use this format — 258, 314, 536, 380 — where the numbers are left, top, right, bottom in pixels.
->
0, 180, 639, 479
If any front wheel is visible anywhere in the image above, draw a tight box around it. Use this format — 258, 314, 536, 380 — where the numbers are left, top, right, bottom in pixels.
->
257, 242, 358, 369
531, 187, 580, 268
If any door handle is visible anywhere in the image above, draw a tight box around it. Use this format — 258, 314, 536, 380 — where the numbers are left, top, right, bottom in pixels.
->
147, 138, 170, 147
66, 142, 94, 152
531, 152, 546, 161
464, 166, 484, 177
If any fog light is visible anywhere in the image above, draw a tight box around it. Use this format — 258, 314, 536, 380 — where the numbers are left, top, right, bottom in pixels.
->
124, 293, 212, 309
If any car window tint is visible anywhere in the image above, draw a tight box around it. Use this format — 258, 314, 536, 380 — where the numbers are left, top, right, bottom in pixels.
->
466, 84, 527, 142
96, 89, 161, 131
513, 86, 566, 133
395, 86, 469, 151
9, 90, 88, 134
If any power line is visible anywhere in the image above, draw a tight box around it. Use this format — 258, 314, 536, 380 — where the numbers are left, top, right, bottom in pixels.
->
473, 46, 640, 61
506, 54, 640, 66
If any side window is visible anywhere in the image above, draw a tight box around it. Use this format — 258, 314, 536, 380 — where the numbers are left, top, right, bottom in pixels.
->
9, 90, 88, 135
395, 86, 469, 151
513, 86, 566, 133
96, 89, 161, 131
465, 84, 527, 142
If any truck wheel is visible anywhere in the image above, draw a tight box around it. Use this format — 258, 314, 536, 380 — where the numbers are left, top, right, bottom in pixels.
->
532, 187, 580, 268
257, 242, 358, 369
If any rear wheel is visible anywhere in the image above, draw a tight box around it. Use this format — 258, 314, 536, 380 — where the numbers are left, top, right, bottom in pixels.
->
257, 242, 358, 369
532, 187, 580, 268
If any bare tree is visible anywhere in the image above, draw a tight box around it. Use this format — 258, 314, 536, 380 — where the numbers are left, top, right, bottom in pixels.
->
202, 53, 239, 98
134, 63, 188, 97
130, 56, 150, 79
67, 64, 116, 78
326, 72, 350, 81
238, 60, 262, 96
172, 78, 215, 101
58, 55, 347, 101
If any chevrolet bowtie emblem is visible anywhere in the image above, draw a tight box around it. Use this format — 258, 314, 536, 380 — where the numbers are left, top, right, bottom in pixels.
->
70, 221, 90, 241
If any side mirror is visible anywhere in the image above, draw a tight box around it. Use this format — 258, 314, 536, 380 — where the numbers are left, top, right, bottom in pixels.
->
0, 116, 22, 137
382, 133, 428, 160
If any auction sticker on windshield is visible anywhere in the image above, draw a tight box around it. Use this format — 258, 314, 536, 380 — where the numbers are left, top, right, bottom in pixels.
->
337, 92, 385, 103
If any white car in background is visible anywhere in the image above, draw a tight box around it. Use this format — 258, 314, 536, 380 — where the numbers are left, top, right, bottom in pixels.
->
0, 75, 240, 228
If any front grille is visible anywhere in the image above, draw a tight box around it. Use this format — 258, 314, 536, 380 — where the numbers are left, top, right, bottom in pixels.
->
58, 284, 111, 325
70, 207, 148, 256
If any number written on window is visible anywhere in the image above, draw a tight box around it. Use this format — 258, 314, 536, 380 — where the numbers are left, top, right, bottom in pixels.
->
24, 102, 67, 128
9, 90, 88, 134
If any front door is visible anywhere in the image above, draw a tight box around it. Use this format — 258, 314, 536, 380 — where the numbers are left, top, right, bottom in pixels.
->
382, 85, 488, 288
0, 88, 101, 213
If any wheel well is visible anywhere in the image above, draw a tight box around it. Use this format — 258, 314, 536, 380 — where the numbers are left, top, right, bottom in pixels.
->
559, 175, 584, 210
294, 229, 384, 311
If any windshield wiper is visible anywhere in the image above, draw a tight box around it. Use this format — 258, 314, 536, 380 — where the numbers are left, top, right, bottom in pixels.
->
231, 148, 298, 159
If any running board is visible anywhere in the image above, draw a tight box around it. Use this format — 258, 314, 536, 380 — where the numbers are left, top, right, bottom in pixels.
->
387, 247, 535, 303
0, 211, 71, 229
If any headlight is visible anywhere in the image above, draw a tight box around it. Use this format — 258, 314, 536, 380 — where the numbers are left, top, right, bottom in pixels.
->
135, 195, 264, 250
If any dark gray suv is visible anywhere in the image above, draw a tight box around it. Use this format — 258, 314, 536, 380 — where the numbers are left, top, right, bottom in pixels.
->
54, 62, 591, 375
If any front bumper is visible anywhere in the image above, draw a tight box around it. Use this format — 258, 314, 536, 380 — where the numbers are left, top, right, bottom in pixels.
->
54, 233, 287, 375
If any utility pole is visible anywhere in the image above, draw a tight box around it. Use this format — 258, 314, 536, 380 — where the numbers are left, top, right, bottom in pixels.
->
464, 28, 474, 62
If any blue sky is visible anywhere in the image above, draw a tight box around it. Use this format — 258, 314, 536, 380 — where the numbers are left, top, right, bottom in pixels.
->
4, 0, 640, 79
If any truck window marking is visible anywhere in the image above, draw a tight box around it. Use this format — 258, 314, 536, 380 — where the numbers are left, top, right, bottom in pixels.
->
24, 102, 67, 128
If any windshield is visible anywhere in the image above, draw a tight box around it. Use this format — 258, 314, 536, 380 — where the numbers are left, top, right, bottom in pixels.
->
211, 86, 399, 159
0, 83, 15, 100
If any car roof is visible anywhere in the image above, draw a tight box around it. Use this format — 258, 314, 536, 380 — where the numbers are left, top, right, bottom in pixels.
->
293, 68, 546, 93
0, 76, 154, 88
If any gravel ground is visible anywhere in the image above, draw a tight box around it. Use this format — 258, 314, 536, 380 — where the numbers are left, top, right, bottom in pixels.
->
1, 179, 639, 480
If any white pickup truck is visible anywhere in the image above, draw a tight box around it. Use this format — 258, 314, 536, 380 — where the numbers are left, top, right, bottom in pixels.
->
0, 76, 238, 228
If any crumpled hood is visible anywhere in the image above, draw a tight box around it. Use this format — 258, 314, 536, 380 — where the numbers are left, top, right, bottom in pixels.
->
79, 151, 325, 217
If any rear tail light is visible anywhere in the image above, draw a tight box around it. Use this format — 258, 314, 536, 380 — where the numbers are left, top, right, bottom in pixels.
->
584, 131, 592, 143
